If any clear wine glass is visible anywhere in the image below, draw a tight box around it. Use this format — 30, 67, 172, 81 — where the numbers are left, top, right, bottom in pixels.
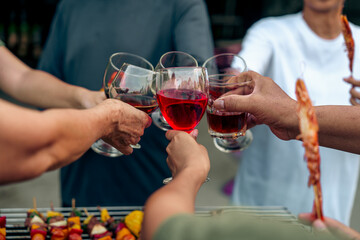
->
203, 53, 253, 153
109, 63, 157, 149
156, 66, 209, 184
152, 51, 198, 131
91, 52, 153, 157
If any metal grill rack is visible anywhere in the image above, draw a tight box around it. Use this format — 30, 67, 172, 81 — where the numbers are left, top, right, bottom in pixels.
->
1, 206, 306, 239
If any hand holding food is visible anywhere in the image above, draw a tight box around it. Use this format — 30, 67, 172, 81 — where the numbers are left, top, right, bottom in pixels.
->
344, 76, 360, 106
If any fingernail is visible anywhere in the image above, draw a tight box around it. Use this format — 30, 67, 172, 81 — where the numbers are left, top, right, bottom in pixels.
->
213, 99, 225, 110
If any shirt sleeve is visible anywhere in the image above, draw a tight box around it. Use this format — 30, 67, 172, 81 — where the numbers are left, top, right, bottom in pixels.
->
173, 0, 214, 66
153, 213, 336, 240
0, 40, 4, 47
232, 18, 275, 75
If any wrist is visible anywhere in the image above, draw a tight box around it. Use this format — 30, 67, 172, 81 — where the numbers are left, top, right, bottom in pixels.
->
284, 100, 300, 140
175, 167, 208, 190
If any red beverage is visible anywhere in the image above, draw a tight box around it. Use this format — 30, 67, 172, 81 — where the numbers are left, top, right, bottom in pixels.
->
207, 84, 247, 137
156, 89, 208, 131
207, 111, 247, 135
114, 94, 158, 114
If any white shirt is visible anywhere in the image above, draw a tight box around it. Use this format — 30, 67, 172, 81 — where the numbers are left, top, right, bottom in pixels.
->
231, 12, 360, 225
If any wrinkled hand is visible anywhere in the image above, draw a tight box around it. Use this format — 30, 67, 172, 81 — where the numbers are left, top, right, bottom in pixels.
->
344, 76, 360, 106
298, 213, 360, 240
213, 71, 298, 140
165, 130, 210, 183
99, 99, 151, 155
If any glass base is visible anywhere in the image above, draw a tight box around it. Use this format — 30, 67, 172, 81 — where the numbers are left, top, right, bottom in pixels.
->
213, 130, 253, 153
151, 109, 173, 131
163, 176, 210, 184
91, 139, 124, 157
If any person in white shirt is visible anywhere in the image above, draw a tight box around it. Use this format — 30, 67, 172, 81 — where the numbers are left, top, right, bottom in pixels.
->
231, 0, 360, 225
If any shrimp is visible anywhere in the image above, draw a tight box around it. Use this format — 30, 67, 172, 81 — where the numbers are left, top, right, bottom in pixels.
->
341, 15, 355, 75
295, 79, 324, 221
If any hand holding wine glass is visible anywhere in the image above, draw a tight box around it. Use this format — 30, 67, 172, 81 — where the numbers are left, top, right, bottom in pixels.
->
109, 64, 157, 149
91, 52, 154, 157
165, 129, 210, 185
99, 99, 152, 155
203, 53, 253, 153
156, 66, 209, 183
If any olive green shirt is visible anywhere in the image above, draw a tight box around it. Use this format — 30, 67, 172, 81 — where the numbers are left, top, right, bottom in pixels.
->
0, 40, 4, 47
154, 213, 337, 240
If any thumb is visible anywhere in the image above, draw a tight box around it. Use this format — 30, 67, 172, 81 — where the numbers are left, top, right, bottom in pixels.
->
213, 95, 248, 112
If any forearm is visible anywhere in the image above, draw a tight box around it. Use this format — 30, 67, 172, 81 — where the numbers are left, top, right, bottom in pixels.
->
0, 46, 102, 109
12, 69, 96, 109
314, 105, 360, 154
0, 99, 116, 184
143, 169, 203, 240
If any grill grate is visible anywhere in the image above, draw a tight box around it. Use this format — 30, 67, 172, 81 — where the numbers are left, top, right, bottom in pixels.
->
1, 206, 306, 239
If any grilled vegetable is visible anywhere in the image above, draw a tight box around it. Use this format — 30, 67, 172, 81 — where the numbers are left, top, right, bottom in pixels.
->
124, 210, 143, 237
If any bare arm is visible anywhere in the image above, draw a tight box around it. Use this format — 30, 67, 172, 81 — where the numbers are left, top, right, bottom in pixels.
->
213, 71, 360, 154
0, 98, 151, 185
142, 130, 209, 240
0, 46, 105, 109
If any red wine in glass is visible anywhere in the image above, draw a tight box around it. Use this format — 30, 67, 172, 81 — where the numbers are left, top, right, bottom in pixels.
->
156, 89, 208, 132
207, 111, 247, 135
114, 93, 158, 114
207, 85, 247, 137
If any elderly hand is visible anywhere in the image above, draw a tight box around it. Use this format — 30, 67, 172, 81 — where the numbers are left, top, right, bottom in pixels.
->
344, 76, 360, 106
213, 71, 298, 141
98, 99, 151, 155
165, 130, 210, 183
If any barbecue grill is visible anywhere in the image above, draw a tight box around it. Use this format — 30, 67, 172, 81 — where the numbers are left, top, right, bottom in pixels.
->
1, 206, 308, 239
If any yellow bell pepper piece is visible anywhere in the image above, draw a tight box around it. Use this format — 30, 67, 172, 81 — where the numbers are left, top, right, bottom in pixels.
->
124, 210, 143, 237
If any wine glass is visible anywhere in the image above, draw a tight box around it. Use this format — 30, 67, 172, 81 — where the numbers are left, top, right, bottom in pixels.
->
109, 63, 157, 149
203, 53, 253, 153
152, 51, 199, 131
91, 52, 154, 157
156, 66, 209, 183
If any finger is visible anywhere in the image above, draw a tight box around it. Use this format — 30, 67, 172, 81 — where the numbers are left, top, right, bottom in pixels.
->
350, 97, 360, 106
312, 219, 328, 231
115, 145, 133, 155
189, 129, 198, 140
165, 130, 183, 140
350, 87, 360, 98
214, 95, 250, 112
298, 213, 315, 226
129, 136, 141, 145
145, 115, 152, 128
246, 114, 257, 129
344, 76, 360, 86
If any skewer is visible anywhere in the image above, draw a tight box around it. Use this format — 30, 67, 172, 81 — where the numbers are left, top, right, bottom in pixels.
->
313, 185, 323, 220
32, 197, 37, 211
83, 208, 90, 217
